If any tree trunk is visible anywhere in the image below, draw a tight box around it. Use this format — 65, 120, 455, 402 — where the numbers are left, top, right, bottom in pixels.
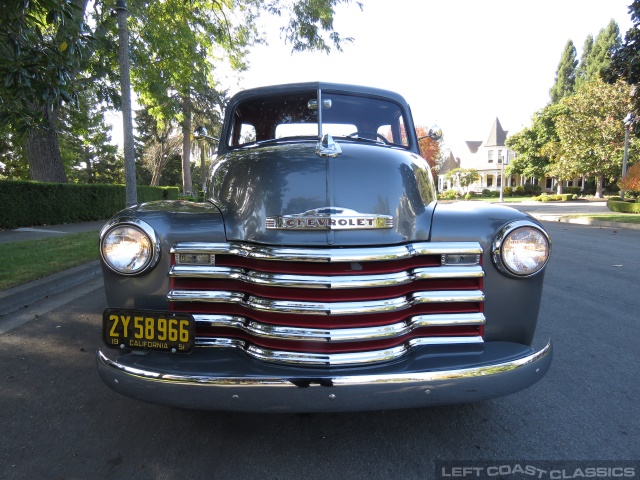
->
556, 181, 563, 194
595, 173, 604, 198
151, 160, 162, 186
181, 96, 193, 195
25, 107, 67, 183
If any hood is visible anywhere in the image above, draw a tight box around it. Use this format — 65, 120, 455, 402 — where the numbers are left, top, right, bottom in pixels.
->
210, 142, 436, 246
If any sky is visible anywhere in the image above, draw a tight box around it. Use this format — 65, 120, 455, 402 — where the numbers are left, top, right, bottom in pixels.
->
214, 0, 634, 159
107, 0, 635, 161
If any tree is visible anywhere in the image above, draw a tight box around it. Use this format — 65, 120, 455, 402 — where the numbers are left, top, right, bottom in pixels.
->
445, 168, 480, 195
584, 20, 621, 81
128, 0, 361, 195
415, 125, 442, 176
620, 162, 640, 191
605, 1, 640, 113
59, 90, 121, 184
553, 79, 632, 197
0, 0, 360, 185
550, 40, 578, 103
506, 103, 566, 181
0, 0, 94, 182
575, 34, 594, 88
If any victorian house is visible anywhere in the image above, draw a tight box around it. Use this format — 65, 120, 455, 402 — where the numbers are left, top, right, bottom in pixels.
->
438, 118, 524, 193
437, 118, 585, 194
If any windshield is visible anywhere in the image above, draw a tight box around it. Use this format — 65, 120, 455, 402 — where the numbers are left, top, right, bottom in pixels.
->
227, 91, 410, 148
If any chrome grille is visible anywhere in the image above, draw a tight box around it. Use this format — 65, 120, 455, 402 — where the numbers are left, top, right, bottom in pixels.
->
169, 242, 485, 366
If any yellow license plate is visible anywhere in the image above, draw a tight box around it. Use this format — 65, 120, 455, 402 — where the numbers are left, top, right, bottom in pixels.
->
103, 309, 195, 353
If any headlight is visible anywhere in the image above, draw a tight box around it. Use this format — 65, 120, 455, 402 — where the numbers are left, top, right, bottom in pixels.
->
100, 219, 160, 275
492, 221, 550, 278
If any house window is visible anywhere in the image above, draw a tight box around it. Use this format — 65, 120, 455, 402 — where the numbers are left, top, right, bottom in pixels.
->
497, 175, 502, 187
497, 150, 503, 164
546, 178, 553, 189
487, 175, 493, 187
488, 150, 494, 163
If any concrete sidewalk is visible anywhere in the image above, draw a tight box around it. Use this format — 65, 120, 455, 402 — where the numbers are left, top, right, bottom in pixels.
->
0, 220, 106, 317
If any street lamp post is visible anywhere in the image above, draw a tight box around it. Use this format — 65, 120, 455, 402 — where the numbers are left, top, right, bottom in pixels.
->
499, 150, 510, 202
621, 112, 634, 201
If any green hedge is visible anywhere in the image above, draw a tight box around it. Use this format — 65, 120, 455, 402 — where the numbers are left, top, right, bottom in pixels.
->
532, 193, 576, 202
0, 180, 179, 229
607, 197, 640, 214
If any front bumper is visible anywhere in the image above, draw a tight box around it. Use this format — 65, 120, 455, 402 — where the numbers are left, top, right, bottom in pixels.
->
97, 340, 552, 412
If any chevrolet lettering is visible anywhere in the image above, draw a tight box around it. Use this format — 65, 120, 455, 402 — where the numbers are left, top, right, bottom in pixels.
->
266, 208, 393, 230
97, 82, 552, 412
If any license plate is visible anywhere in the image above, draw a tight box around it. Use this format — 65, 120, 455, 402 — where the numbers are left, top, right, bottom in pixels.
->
103, 309, 195, 353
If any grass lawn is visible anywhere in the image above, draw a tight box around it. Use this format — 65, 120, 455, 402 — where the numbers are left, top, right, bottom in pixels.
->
0, 231, 99, 291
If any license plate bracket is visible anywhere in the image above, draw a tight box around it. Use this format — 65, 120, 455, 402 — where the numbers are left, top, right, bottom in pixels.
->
103, 309, 195, 353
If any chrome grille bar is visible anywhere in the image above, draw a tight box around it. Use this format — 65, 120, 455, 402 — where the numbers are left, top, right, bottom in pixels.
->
168, 290, 485, 315
170, 265, 484, 288
195, 337, 484, 366
171, 241, 482, 263
194, 312, 485, 342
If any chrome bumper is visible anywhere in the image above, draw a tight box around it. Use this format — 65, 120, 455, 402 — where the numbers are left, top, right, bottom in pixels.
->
97, 340, 552, 412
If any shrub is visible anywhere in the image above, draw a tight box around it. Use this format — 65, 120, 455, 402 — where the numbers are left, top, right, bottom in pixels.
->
441, 190, 458, 200
464, 193, 472, 201
502, 186, 513, 197
563, 186, 582, 195
481, 189, 491, 197
0, 180, 179, 229
607, 197, 640, 213
514, 185, 525, 196
490, 190, 500, 198
526, 184, 542, 196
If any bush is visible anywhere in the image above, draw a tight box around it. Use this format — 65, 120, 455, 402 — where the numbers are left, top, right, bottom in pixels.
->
440, 190, 458, 200
561, 186, 581, 195
0, 180, 179, 229
481, 189, 491, 197
607, 197, 640, 213
490, 190, 500, 197
464, 193, 472, 201
533, 193, 579, 202
502, 186, 513, 197
514, 186, 525, 196
524, 184, 542, 196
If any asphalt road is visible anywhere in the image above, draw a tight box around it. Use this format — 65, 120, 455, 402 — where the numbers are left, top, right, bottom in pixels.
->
0, 221, 638, 480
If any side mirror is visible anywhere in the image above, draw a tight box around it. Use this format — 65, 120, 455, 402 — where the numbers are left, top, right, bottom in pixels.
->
194, 126, 208, 140
418, 125, 443, 141
193, 126, 219, 143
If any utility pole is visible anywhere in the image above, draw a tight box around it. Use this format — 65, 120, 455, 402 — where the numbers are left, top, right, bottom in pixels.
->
116, 0, 137, 207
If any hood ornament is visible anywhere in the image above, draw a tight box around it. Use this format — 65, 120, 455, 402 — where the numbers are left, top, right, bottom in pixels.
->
267, 207, 393, 231
315, 134, 342, 158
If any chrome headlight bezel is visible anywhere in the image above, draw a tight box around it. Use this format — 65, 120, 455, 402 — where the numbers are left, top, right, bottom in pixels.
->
99, 218, 161, 276
492, 220, 551, 278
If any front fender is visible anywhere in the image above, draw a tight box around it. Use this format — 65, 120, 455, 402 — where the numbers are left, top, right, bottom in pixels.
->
100, 201, 227, 310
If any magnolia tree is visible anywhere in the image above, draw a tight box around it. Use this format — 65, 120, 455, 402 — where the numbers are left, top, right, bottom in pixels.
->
445, 168, 480, 195
553, 79, 632, 198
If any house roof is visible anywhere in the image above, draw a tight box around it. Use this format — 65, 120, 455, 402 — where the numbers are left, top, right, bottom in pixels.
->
484, 118, 507, 147
466, 141, 482, 153
438, 151, 459, 175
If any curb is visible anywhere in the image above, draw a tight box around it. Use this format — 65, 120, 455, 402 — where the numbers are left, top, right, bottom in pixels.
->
0, 260, 103, 317
534, 215, 640, 230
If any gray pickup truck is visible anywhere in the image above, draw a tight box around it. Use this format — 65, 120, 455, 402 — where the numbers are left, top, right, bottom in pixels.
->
97, 82, 552, 412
